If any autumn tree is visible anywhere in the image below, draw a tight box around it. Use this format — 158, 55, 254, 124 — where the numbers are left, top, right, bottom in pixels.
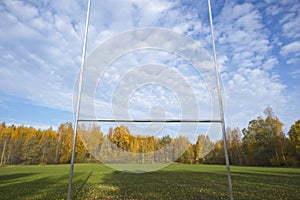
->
110, 125, 131, 151
78, 123, 103, 159
178, 144, 195, 164
195, 135, 214, 164
242, 106, 287, 166
55, 122, 87, 164
173, 136, 192, 163
40, 127, 58, 164
0, 122, 9, 165
1, 116, 299, 166
205, 140, 225, 164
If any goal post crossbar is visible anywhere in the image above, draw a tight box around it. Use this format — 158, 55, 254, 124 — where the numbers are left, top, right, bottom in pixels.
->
77, 118, 223, 123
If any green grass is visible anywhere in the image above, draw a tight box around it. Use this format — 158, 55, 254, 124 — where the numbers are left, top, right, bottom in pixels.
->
0, 164, 299, 199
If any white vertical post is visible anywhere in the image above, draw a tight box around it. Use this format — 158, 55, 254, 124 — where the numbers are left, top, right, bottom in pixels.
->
67, 0, 91, 199
0, 140, 7, 165
207, 0, 233, 199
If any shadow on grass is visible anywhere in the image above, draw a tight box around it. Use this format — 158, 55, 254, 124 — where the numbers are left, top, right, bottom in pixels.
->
74, 165, 300, 200
0, 173, 37, 183
76, 169, 230, 200
2, 165, 299, 199
230, 169, 300, 200
0, 170, 90, 200
73, 171, 93, 199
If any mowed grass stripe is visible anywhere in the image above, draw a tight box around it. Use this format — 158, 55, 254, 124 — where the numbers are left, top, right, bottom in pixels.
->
0, 164, 299, 200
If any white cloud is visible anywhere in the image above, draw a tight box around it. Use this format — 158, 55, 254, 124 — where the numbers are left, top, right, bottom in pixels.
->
263, 56, 278, 70
276, 2, 300, 54
208, 1, 295, 129
282, 15, 300, 39
289, 69, 300, 79
0, 0, 299, 134
224, 68, 287, 129
287, 58, 300, 65
84, 46, 215, 121
281, 41, 300, 56
214, 1, 273, 70
0, 0, 85, 112
265, 5, 281, 16
219, 2, 254, 23
3, 0, 39, 21
85, 0, 178, 51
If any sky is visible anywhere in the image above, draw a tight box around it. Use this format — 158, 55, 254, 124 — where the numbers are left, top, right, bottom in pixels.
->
0, 0, 299, 137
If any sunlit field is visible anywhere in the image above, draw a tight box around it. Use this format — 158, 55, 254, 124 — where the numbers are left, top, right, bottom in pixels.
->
0, 164, 299, 199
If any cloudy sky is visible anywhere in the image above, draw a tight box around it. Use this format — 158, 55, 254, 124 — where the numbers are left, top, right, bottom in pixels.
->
0, 0, 299, 136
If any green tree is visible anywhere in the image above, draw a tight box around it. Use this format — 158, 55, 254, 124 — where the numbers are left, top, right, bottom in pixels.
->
40, 127, 58, 164
287, 120, 300, 165
23, 136, 41, 164
99, 136, 113, 162
227, 127, 243, 165
242, 106, 287, 166
10, 125, 26, 164
156, 135, 172, 163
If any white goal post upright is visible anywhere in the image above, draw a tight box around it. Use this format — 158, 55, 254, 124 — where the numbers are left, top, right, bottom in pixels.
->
67, 0, 91, 199
207, 0, 233, 199
67, 0, 233, 199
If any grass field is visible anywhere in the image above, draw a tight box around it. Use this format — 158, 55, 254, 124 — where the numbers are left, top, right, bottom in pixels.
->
0, 164, 299, 200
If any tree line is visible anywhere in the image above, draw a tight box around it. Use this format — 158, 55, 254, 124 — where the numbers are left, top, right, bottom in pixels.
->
0, 107, 299, 166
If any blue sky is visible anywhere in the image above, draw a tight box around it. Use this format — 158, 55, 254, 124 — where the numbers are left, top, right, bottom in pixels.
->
0, 0, 299, 135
